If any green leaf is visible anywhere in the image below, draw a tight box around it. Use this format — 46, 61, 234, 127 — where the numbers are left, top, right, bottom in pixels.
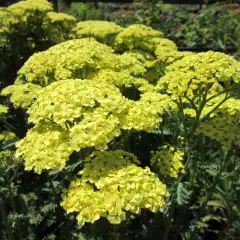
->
176, 182, 192, 206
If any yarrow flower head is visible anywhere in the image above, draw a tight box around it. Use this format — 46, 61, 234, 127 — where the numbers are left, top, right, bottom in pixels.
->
71, 20, 123, 45
156, 71, 215, 101
43, 12, 76, 43
61, 150, 169, 226
166, 51, 240, 85
1, 83, 42, 109
16, 38, 146, 86
0, 104, 8, 115
16, 79, 131, 173
2, 0, 52, 27
141, 38, 177, 54
91, 69, 156, 94
0, 131, 16, 142
121, 92, 177, 132
196, 97, 240, 147
15, 122, 72, 174
114, 24, 164, 52
150, 146, 185, 179
156, 50, 194, 66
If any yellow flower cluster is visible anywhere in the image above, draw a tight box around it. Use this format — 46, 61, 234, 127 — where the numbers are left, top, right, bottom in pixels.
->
1, 83, 42, 109
196, 116, 240, 147
114, 24, 163, 52
43, 12, 76, 43
0, 131, 16, 142
15, 77, 174, 173
0, 150, 15, 167
15, 39, 145, 85
0, 104, 8, 115
71, 20, 123, 45
167, 51, 240, 84
61, 150, 169, 226
15, 122, 73, 174
45, 12, 76, 23
156, 50, 194, 66
150, 146, 184, 178
196, 97, 240, 147
91, 69, 156, 93
141, 38, 177, 54
27, 79, 127, 127
121, 92, 177, 132
156, 71, 215, 100
16, 80, 130, 172
0, 0, 76, 60
2, 0, 52, 27
122, 50, 155, 69
115, 53, 147, 77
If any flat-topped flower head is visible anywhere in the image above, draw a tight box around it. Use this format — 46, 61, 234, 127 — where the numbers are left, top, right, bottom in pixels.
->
16, 38, 146, 85
0, 104, 8, 115
156, 50, 194, 66
15, 79, 129, 171
167, 51, 240, 85
91, 69, 156, 94
16, 39, 117, 85
43, 12, 77, 43
3, 0, 52, 27
71, 20, 123, 45
121, 92, 177, 132
61, 150, 169, 226
1, 83, 42, 109
156, 71, 215, 100
114, 24, 164, 52
141, 38, 177, 54
151, 146, 184, 178
27, 79, 128, 126
196, 97, 240, 147
15, 122, 72, 174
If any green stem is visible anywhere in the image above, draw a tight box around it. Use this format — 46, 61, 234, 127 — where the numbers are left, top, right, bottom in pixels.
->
7, 181, 23, 240
162, 200, 175, 240
201, 94, 231, 122
0, 200, 13, 240
189, 147, 232, 240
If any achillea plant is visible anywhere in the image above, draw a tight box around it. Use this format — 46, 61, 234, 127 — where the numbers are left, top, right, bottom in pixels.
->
1, 7, 240, 237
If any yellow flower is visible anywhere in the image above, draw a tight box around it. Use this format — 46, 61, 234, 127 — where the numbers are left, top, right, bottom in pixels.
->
151, 145, 185, 178
1, 83, 42, 109
61, 150, 169, 226
71, 20, 123, 45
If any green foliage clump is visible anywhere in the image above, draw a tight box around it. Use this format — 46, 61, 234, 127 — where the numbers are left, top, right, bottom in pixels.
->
66, 2, 104, 22
181, 4, 240, 50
